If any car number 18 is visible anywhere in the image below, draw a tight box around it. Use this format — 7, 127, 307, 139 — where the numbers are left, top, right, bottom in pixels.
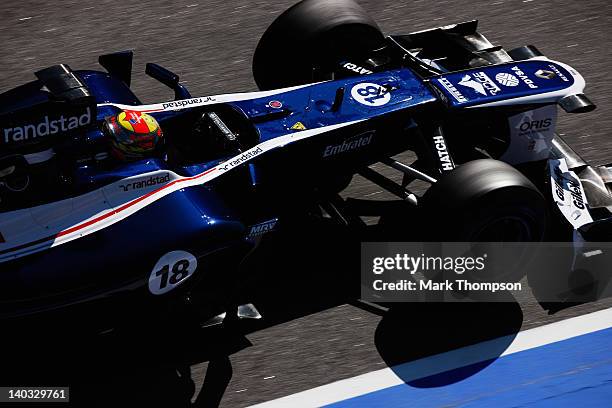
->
148, 250, 198, 295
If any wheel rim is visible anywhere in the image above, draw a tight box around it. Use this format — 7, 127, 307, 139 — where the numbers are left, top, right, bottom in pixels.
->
471, 213, 534, 242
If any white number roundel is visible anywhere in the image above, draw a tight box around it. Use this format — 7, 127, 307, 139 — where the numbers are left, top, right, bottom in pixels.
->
351, 83, 391, 107
149, 250, 197, 295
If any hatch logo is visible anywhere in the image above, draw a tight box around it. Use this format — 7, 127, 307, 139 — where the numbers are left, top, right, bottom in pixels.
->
342, 62, 373, 75
3, 107, 91, 144
433, 135, 453, 171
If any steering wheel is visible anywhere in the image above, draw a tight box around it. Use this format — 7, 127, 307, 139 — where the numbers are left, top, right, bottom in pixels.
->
0, 155, 30, 194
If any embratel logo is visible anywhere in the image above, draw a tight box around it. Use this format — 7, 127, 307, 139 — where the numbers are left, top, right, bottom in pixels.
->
323, 131, 374, 157
119, 173, 171, 192
3, 107, 91, 144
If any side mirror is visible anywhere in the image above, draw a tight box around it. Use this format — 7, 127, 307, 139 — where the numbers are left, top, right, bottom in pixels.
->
145, 63, 191, 100
146, 63, 179, 88
558, 93, 596, 114
99, 50, 134, 86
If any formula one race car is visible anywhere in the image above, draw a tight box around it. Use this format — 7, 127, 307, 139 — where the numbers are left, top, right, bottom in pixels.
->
1, 0, 610, 332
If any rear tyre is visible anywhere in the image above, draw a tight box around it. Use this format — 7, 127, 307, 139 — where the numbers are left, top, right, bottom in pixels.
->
252, 0, 385, 90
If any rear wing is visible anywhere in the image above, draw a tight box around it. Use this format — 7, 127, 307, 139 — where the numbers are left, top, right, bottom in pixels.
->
0, 64, 96, 153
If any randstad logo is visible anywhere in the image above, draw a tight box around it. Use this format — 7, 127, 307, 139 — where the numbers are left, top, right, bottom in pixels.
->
3, 107, 92, 144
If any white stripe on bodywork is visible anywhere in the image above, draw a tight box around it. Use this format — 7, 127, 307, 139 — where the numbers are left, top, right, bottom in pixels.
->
98, 82, 320, 113
0, 120, 362, 263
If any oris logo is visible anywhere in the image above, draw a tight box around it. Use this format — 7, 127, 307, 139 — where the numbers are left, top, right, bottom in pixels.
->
495, 73, 519, 87
519, 118, 552, 132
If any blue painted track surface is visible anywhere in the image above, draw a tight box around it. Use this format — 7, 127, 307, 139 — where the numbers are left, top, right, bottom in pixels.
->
327, 327, 612, 407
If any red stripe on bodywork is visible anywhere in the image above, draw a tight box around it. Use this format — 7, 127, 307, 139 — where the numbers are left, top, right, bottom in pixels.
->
0, 167, 218, 256
57, 167, 218, 237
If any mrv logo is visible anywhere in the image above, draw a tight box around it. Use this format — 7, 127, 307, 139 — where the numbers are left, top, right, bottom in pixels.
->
323, 131, 374, 157
433, 135, 453, 171
3, 107, 91, 144
120, 173, 170, 192
247, 219, 278, 238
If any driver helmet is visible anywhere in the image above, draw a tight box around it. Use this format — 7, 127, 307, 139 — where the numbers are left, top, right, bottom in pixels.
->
103, 110, 163, 161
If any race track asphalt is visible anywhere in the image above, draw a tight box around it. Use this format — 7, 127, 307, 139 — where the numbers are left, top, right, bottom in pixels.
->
1, 1, 611, 407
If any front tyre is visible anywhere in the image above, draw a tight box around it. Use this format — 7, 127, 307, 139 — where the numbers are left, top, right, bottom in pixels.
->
422, 159, 547, 242
252, 0, 385, 90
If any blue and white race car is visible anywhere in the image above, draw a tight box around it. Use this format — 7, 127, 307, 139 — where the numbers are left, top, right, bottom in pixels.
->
0, 0, 608, 331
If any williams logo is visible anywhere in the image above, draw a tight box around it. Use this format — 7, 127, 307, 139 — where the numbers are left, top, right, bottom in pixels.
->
119, 173, 171, 192
323, 131, 374, 157
3, 107, 91, 144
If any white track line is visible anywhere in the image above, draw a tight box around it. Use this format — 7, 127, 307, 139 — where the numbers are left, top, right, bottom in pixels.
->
249, 307, 612, 408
